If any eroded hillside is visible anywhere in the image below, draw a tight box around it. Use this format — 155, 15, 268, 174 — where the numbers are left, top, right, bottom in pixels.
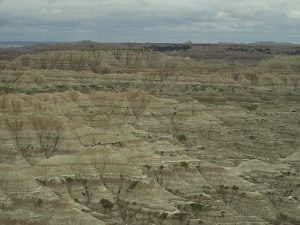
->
0, 46, 299, 225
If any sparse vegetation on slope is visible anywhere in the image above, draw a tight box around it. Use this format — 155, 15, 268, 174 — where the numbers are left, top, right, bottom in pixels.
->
0, 43, 299, 225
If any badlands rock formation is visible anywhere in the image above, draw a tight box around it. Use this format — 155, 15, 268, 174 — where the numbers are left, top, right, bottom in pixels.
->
0, 45, 299, 225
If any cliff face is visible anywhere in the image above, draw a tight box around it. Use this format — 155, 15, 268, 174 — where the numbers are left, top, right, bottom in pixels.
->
0, 47, 299, 225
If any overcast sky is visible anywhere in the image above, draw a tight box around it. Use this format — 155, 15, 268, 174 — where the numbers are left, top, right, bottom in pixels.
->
0, 0, 300, 43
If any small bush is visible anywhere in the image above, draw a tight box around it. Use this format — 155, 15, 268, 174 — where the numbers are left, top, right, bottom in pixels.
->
100, 198, 114, 210
190, 202, 204, 211
128, 181, 139, 190
220, 210, 225, 218
159, 212, 168, 220
34, 198, 43, 208
0, 85, 15, 93
172, 212, 187, 220
278, 213, 288, 220
231, 185, 239, 190
249, 135, 255, 140
143, 164, 151, 170
176, 134, 187, 142
54, 84, 67, 92
65, 177, 74, 183
21, 87, 40, 95
180, 161, 189, 168
246, 104, 258, 111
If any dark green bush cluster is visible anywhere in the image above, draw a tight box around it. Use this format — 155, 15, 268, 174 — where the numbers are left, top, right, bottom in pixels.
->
171, 212, 188, 220
180, 161, 189, 168
0, 85, 16, 93
190, 202, 204, 211
176, 134, 187, 142
143, 164, 151, 170
158, 212, 168, 220
231, 185, 239, 190
128, 181, 139, 190
246, 104, 258, 111
100, 198, 114, 210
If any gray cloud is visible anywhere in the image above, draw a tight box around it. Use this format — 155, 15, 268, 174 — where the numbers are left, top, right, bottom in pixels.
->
0, 0, 299, 43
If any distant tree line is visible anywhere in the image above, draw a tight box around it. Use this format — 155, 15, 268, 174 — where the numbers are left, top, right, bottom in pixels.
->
145, 44, 191, 52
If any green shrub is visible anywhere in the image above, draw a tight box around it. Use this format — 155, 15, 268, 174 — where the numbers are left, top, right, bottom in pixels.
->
143, 164, 151, 170
54, 84, 67, 92
128, 181, 139, 190
100, 199, 114, 210
200, 86, 207, 91
231, 185, 239, 190
0, 85, 15, 93
172, 212, 187, 220
159, 212, 168, 220
246, 104, 258, 111
278, 213, 288, 220
176, 134, 187, 142
190, 202, 204, 211
180, 161, 189, 168
21, 87, 40, 95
